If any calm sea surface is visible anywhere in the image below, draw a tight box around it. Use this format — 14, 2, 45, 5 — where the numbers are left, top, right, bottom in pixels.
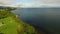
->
12, 8, 60, 34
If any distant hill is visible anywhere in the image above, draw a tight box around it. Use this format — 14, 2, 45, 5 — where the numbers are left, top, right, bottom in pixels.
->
0, 6, 16, 10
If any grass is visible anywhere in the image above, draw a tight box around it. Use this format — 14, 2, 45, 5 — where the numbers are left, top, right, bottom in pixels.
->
0, 15, 18, 34
0, 7, 36, 34
0, 13, 35, 34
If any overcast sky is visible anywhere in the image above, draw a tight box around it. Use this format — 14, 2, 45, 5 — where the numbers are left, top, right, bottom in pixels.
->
0, 0, 60, 8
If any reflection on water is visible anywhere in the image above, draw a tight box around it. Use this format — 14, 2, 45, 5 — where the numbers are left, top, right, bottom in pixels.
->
12, 8, 60, 34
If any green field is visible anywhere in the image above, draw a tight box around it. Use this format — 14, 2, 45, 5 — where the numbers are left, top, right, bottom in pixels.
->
0, 16, 18, 34
0, 7, 36, 34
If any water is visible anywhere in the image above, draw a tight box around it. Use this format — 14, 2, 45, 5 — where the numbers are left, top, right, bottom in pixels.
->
12, 8, 60, 34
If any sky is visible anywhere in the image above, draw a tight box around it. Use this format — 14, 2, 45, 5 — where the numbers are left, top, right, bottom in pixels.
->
0, 0, 60, 8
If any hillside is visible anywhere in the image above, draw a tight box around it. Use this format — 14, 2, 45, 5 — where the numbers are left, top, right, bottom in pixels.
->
0, 6, 36, 34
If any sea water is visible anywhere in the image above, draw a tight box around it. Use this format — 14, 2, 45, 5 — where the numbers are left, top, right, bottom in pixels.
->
12, 8, 60, 34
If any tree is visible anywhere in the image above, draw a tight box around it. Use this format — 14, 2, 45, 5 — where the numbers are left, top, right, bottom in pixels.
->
0, 7, 16, 19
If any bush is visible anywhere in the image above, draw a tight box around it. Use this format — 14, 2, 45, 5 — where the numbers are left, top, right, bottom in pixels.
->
0, 7, 16, 19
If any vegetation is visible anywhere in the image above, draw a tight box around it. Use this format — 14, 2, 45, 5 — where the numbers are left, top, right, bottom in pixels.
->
0, 7, 16, 19
0, 7, 36, 34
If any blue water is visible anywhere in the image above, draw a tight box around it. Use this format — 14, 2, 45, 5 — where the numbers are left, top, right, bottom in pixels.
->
12, 8, 60, 34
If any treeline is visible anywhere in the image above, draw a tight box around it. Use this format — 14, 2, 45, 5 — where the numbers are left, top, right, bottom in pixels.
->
0, 6, 16, 19
0, 6, 16, 11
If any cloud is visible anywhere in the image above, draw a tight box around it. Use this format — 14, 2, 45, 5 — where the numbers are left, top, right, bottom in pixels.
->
36, 0, 60, 4
19, 0, 60, 7
0, 0, 19, 7
0, 0, 13, 5
42, 0, 60, 4
0, 0, 60, 7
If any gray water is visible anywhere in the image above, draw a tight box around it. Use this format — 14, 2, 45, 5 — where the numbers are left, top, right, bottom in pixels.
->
12, 8, 60, 34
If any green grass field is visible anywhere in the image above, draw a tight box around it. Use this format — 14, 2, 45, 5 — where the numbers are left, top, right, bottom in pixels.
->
0, 15, 18, 34
0, 7, 35, 34
0, 15, 35, 34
